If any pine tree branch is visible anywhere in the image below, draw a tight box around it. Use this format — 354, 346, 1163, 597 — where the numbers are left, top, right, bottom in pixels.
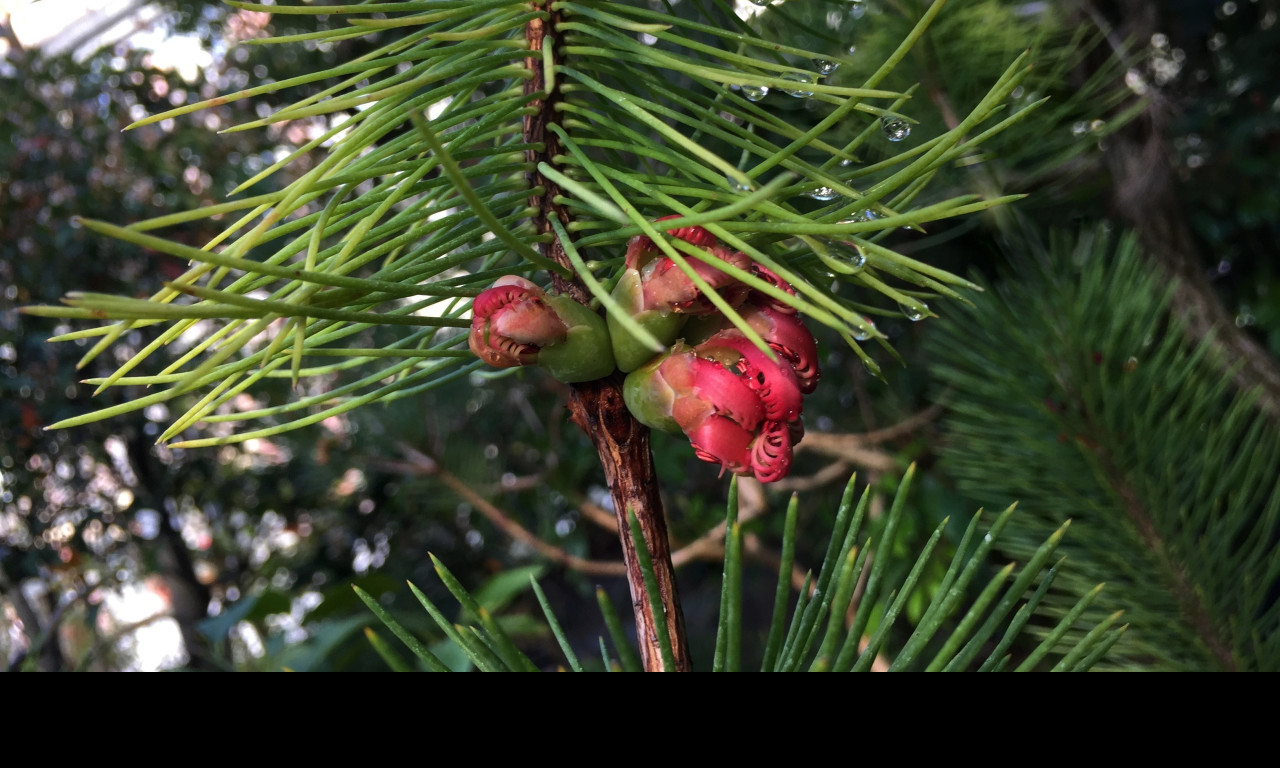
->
523, 4, 689, 671
1095, 456, 1236, 670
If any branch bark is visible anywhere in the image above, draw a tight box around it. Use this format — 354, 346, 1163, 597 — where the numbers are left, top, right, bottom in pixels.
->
523, 5, 690, 671
1079, 0, 1280, 418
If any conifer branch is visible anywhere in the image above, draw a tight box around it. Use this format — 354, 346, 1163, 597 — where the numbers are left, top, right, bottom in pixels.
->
523, 3, 690, 671
1098, 460, 1236, 670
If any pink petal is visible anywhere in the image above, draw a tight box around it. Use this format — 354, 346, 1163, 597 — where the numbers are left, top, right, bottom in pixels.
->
754, 306, 820, 394
748, 264, 799, 315
751, 420, 794, 483
689, 357, 764, 432
640, 247, 751, 314
654, 214, 717, 249
695, 306, 820, 394
700, 335, 804, 423
661, 353, 763, 434
687, 415, 754, 475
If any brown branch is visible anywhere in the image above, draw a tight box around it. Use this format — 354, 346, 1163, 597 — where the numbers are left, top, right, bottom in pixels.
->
375, 448, 627, 578
385, 440, 817, 595
524, 5, 689, 670
794, 437, 896, 472
793, 404, 945, 475
1077, 0, 1280, 418
770, 461, 856, 493
860, 403, 946, 444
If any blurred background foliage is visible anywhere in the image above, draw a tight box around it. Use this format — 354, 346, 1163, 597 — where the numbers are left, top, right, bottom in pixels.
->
2, 0, 1277, 671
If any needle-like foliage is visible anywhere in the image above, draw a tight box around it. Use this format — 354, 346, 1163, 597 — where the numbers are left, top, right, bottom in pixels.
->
929, 228, 1280, 671
361, 468, 1121, 671
25, 0, 1032, 445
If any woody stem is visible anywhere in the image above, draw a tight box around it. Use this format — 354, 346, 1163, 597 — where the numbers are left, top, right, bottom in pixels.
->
523, 4, 690, 671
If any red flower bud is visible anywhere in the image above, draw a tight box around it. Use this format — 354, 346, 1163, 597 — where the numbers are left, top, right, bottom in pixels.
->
469, 276, 566, 368
693, 305, 820, 394
469, 276, 614, 381
620, 217, 752, 316
750, 306, 820, 394
624, 215, 718, 269
653, 214, 719, 251
664, 352, 764, 435
625, 348, 763, 435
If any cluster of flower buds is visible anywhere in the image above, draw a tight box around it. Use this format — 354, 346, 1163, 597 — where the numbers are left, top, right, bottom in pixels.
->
467, 218, 821, 482
616, 220, 819, 482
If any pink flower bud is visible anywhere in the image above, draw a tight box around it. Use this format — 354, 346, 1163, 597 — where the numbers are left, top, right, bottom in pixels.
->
638, 245, 751, 314
625, 348, 763, 435
749, 306, 820, 395
665, 352, 764, 435
624, 215, 718, 269
620, 217, 752, 316
469, 276, 567, 368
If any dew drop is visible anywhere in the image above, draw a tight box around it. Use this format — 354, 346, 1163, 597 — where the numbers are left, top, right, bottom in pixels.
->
847, 44, 857, 55
880, 115, 911, 141
839, 156, 855, 167
812, 59, 839, 76
842, 209, 881, 224
900, 301, 928, 321
780, 72, 815, 98
740, 83, 769, 102
848, 0, 867, 21
852, 317, 876, 341
750, 0, 769, 5
726, 174, 751, 192
813, 237, 865, 270
807, 186, 840, 201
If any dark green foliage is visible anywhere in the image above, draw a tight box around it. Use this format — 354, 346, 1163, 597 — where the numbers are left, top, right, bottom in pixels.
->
929, 228, 1280, 670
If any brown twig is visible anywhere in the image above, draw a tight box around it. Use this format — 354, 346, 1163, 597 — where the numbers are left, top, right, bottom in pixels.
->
381, 446, 809, 597
771, 461, 855, 492
376, 448, 628, 577
578, 485, 811, 586
790, 403, 946, 475
523, 3, 689, 670
859, 403, 946, 444
577, 498, 621, 533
